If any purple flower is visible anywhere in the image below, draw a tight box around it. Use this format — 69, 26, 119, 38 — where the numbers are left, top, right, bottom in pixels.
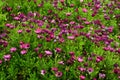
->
67, 36, 75, 40
5, 23, 11, 27
82, 8, 88, 13
3, 54, 11, 61
35, 28, 42, 34
55, 48, 62, 53
38, 53, 43, 58
69, 52, 75, 56
87, 68, 94, 74
80, 75, 86, 80
51, 67, 58, 72
20, 50, 27, 55
78, 56, 83, 62
78, 66, 86, 72
45, 50, 52, 55
99, 73, 106, 79
10, 47, 17, 53
58, 61, 64, 65
96, 56, 104, 63
20, 43, 30, 49
41, 70, 46, 75
66, 12, 71, 16
13, 17, 20, 20
55, 71, 63, 77
18, 30, 23, 34
0, 60, 2, 64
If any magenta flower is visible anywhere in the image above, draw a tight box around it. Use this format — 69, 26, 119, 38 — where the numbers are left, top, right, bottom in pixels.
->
20, 50, 27, 55
0, 60, 2, 64
82, 8, 88, 13
17, 30, 23, 34
45, 50, 52, 55
51, 67, 58, 72
55, 48, 62, 53
78, 56, 83, 62
41, 70, 46, 75
10, 47, 17, 53
96, 56, 104, 63
58, 61, 64, 65
66, 12, 71, 16
38, 53, 43, 58
99, 73, 106, 79
3, 54, 11, 61
34, 28, 42, 34
87, 68, 94, 74
80, 75, 86, 80
78, 66, 86, 72
107, 26, 113, 33
20, 43, 30, 49
13, 17, 20, 20
60, 0, 64, 3
67, 36, 75, 40
5, 23, 11, 27
69, 52, 75, 56
55, 71, 63, 77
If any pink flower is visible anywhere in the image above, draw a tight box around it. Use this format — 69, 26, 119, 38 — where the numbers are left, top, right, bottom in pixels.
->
51, 67, 58, 72
80, 75, 86, 80
10, 47, 17, 53
58, 61, 64, 65
82, 8, 88, 13
20, 43, 30, 49
34, 28, 42, 34
78, 67, 86, 72
55, 48, 62, 53
99, 73, 106, 79
5, 23, 11, 27
66, 12, 71, 16
80, 0, 83, 2
38, 53, 43, 58
87, 68, 94, 74
55, 71, 63, 77
41, 70, 46, 75
18, 30, 23, 34
14, 17, 20, 20
60, 0, 64, 3
78, 56, 83, 62
20, 50, 27, 55
3, 54, 11, 61
0, 60, 2, 64
45, 50, 52, 55
67, 36, 75, 40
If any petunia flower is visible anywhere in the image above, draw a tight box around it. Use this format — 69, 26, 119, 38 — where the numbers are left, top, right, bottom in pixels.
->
41, 70, 46, 75
55, 48, 62, 53
10, 47, 17, 53
78, 56, 83, 62
82, 8, 88, 13
99, 73, 106, 79
45, 50, 52, 55
20, 50, 27, 55
87, 68, 94, 74
55, 71, 63, 77
58, 61, 64, 65
67, 36, 75, 40
0, 60, 2, 64
34, 28, 42, 34
80, 75, 86, 80
3, 54, 11, 61
18, 30, 23, 34
51, 67, 58, 72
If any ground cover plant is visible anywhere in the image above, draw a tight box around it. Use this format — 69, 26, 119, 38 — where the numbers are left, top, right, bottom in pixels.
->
0, 0, 120, 80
